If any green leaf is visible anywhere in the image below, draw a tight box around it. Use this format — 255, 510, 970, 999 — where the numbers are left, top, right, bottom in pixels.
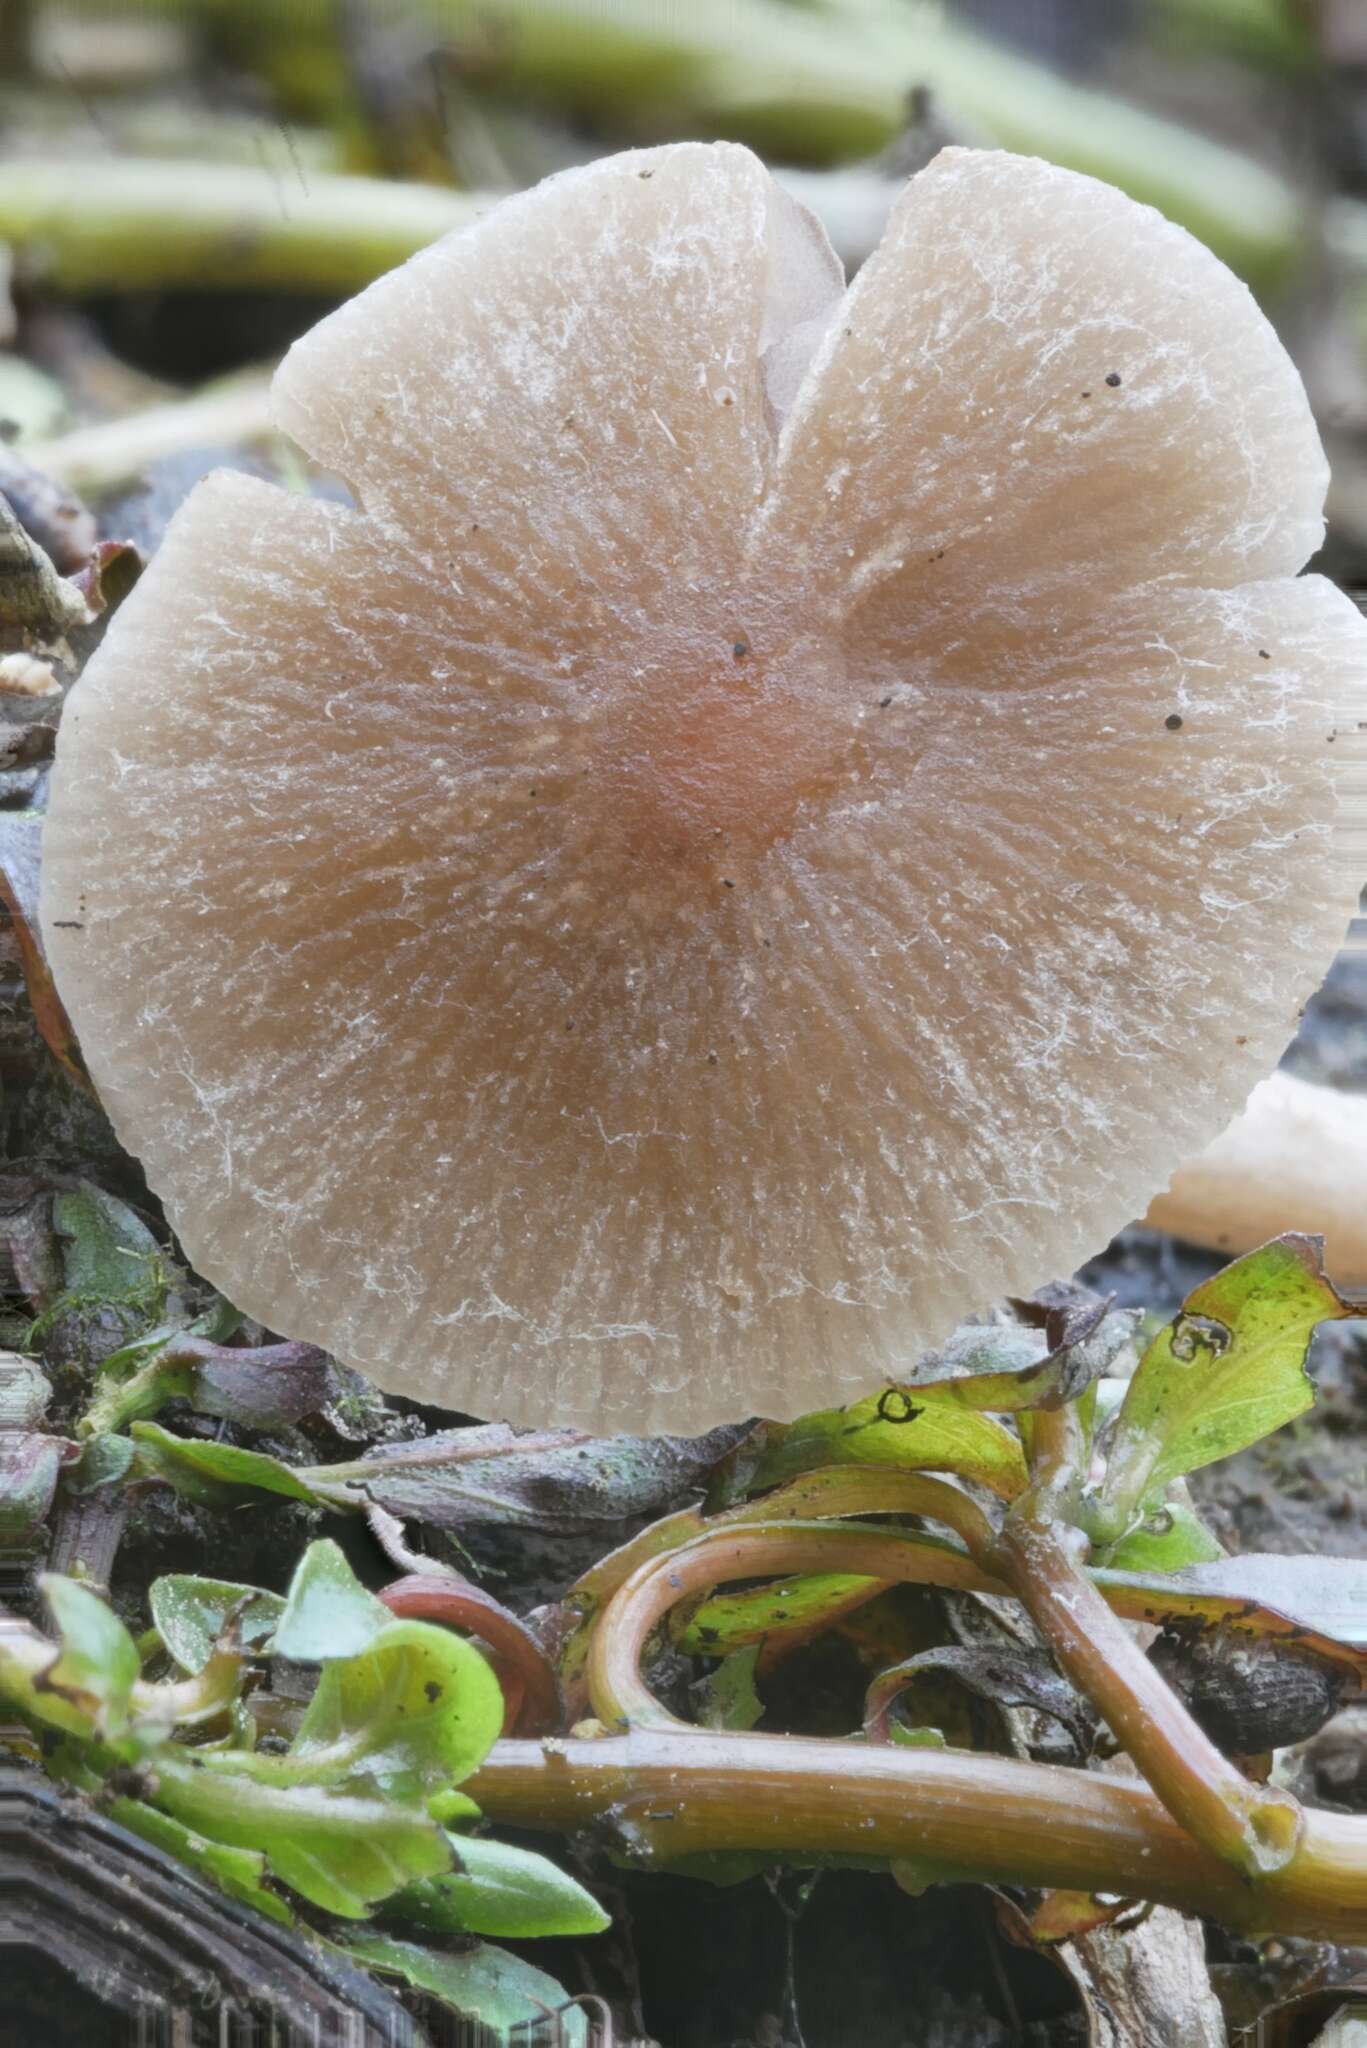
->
332, 1932, 588, 2046
394, 1832, 609, 1938
755, 1389, 1027, 1501
87, 1327, 331, 1436
131, 1421, 323, 1507
679, 1571, 883, 1655
1100, 1500, 1225, 1575
65, 1432, 135, 1493
696, 1646, 765, 1732
149, 1574, 286, 1674
1103, 1236, 1351, 1515
281, 1619, 503, 1799
428, 1785, 483, 1825
53, 1185, 159, 1297
300, 1420, 749, 1533
108, 1795, 293, 1925
149, 1754, 452, 1917
41, 1574, 139, 1737
0, 1617, 96, 1738
268, 1539, 392, 1661
888, 1722, 949, 1750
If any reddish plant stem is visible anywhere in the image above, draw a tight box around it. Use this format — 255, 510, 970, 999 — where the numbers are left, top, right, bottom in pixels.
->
995, 1406, 1302, 1880
559, 1466, 1001, 1718
586, 1521, 1009, 1734
379, 1575, 561, 1736
467, 1729, 1367, 1942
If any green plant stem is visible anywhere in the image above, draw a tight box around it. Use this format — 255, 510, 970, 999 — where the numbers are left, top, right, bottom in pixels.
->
995, 1419, 1303, 1882
1, 158, 487, 296
555, 1467, 997, 1716
467, 1728, 1367, 1941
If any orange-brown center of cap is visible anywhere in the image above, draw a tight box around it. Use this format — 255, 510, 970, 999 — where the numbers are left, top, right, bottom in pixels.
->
603, 630, 854, 873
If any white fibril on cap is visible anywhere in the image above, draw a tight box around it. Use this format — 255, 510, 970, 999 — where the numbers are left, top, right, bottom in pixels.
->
40, 144, 1367, 1432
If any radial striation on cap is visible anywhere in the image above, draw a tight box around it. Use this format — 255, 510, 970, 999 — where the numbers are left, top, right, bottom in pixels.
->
40, 144, 1367, 1431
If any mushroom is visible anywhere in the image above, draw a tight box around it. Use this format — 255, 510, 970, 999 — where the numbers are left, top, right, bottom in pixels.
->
39, 144, 1367, 1432
1146, 1069, 1367, 1284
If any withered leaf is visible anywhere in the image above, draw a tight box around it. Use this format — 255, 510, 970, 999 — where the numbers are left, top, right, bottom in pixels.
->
308, 1420, 752, 1532
865, 1642, 1094, 1751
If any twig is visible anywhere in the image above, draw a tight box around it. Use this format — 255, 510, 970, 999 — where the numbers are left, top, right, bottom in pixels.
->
1, 157, 487, 296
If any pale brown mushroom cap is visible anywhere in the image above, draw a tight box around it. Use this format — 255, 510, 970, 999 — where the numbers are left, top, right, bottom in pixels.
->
40, 144, 1367, 1431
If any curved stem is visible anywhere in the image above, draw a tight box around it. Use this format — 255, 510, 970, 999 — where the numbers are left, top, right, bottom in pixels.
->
587, 1521, 1007, 1734
467, 1730, 1367, 1942
571, 1466, 996, 1621
560, 1467, 1000, 1718
719, 1466, 999, 1561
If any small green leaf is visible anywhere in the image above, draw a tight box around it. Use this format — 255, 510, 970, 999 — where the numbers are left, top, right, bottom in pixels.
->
53, 1185, 159, 1297
428, 1785, 483, 1825
65, 1432, 136, 1493
696, 1646, 765, 1732
150, 1574, 286, 1675
679, 1572, 882, 1655
281, 1619, 503, 1799
131, 1421, 323, 1507
1100, 1500, 1225, 1575
394, 1833, 609, 1939
109, 1795, 293, 1925
888, 1723, 948, 1750
332, 1933, 588, 2045
1103, 1237, 1351, 1514
269, 1539, 392, 1661
87, 1327, 331, 1436
755, 1389, 1027, 1500
149, 1753, 451, 1917
41, 1574, 139, 1737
